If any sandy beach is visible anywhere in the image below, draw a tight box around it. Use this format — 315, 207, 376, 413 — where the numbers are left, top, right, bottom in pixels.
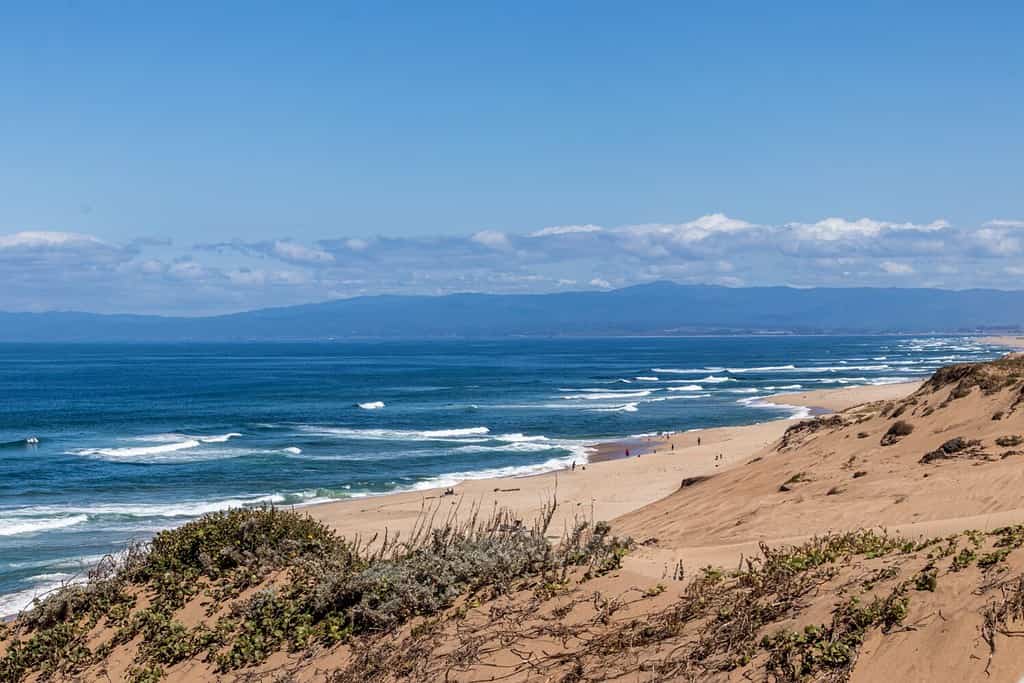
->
308, 381, 918, 552
978, 334, 1024, 350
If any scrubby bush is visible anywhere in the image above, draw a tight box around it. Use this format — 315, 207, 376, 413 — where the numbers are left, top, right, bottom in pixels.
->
0, 504, 632, 680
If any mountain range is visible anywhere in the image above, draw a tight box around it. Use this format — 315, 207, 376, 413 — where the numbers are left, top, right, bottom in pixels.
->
1, 282, 1022, 341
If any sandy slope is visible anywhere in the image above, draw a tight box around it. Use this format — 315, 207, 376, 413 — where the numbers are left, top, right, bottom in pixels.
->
617, 370, 1024, 574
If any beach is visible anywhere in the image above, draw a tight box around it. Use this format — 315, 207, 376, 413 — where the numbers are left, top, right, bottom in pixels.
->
308, 380, 919, 554
978, 334, 1024, 350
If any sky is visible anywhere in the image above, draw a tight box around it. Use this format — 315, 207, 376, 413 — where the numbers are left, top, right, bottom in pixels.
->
1, 1, 1022, 315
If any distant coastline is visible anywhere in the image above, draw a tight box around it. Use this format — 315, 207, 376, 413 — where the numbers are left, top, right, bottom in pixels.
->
978, 335, 1024, 350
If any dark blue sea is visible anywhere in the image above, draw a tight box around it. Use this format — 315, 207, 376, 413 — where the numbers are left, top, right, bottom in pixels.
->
0, 336, 1008, 615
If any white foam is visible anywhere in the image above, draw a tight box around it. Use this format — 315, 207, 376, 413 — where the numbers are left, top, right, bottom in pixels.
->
635, 376, 659, 381
421, 427, 491, 438
558, 387, 650, 394
726, 388, 760, 394
560, 390, 652, 400
72, 439, 202, 458
69, 432, 242, 461
647, 393, 711, 401
868, 376, 914, 386
724, 364, 797, 373
408, 444, 593, 491
454, 441, 558, 453
695, 375, 735, 383
358, 401, 385, 410
296, 425, 490, 441
727, 364, 893, 374
0, 515, 88, 537
11, 494, 285, 520
283, 446, 302, 454
492, 433, 550, 443
652, 367, 725, 374
591, 402, 639, 412
198, 432, 243, 443
799, 364, 890, 372
0, 576, 85, 618
737, 395, 811, 420
667, 385, 703, 392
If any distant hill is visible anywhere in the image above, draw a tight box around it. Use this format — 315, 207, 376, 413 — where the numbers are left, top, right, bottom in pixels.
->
1, 282, 1022, 341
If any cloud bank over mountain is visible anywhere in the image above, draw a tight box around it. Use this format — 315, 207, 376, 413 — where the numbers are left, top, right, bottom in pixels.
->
2, 214, 1022, 314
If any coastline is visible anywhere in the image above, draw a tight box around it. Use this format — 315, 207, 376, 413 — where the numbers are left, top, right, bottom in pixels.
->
977, 334, 1024, 350
308, 380, 918, 544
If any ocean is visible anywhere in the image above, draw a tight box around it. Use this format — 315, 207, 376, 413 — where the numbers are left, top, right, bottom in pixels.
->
0, 335, 1008, 615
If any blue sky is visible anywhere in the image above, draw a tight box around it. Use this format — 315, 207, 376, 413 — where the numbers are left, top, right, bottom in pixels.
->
1, 2, 1022, 314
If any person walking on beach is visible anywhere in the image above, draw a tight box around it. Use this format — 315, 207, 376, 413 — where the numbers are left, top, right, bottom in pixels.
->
697, 436, 701, 447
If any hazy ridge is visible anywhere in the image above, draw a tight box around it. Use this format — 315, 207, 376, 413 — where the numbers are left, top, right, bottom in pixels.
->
3, 282, 1024, 341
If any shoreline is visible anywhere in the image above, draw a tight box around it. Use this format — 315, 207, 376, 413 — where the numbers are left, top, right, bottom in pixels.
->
307, 380, 919, 544
977, 334, 1024, 350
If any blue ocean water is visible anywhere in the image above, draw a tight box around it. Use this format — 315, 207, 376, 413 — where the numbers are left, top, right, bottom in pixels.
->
0, 336, 1007, 615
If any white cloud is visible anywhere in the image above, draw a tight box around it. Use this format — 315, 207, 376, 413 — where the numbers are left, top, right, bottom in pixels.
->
880, 261, 914, 275
715, 276, 745, 287
269, 270, 311, 285
0, 231, 104, 249
139, 259, 165, 274
272, 240, 334, 264
530, 224, 603, 237
974, 227, 1021, 255
788, 218, 948, 242
228, 268, 266, 286
9, 213, 1024, 315
168, 261, 207, 280
471, 230, 510, 249
623, 213, 756, 244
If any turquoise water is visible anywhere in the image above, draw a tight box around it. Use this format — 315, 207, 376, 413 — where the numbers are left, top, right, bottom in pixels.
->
0, 336, 1005, 615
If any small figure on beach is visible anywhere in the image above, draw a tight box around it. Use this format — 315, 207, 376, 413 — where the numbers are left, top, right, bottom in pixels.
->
625, 448, 630, 457
571, 461, 576, 471
697, 436, 702, 447
671, 443, 674, 451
